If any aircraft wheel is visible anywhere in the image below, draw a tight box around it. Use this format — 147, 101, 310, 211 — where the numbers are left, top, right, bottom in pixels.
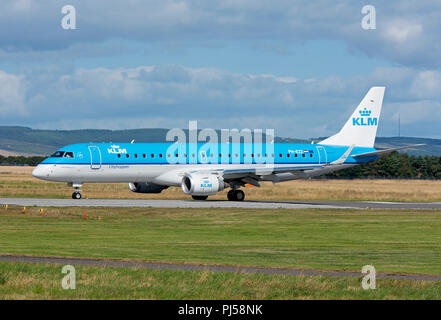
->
235, 190, 245, 201
227, 189, 245, 201
192, 195, 208, 200
72, 192, 82, 200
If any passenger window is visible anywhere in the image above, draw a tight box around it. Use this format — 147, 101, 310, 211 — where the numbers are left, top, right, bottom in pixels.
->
279, 154, 282, 158
118, 154, 121, 158
310, 154, 313, 158
135, 154, 138, 158
287, 154, 290, 158
126, 154, 130, 158
143, 154, 146, 158
159, 154, 163, 158
302, 154, 306, 158
295, 154, 298, 158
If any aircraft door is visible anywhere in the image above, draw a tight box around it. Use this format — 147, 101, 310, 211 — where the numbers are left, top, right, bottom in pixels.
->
316, 146, 327, 165
88, 145, 102, 169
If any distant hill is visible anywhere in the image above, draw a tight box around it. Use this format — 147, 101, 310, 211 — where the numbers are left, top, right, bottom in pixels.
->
0, 126, 439, 156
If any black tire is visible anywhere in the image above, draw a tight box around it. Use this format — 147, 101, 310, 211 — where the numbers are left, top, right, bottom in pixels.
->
72, 192, 82, 200
235, 190, 245, 201
227, 189, 245, 201
192, 195, 208, 200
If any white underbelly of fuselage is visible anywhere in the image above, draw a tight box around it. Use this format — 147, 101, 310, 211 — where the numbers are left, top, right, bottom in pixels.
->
33, 163, 321, 186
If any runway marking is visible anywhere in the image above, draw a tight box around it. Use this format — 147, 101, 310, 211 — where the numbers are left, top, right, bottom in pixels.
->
1, 254, 440, 282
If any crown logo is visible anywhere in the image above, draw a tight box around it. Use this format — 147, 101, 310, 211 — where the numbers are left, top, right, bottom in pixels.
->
359, 108, 371, 117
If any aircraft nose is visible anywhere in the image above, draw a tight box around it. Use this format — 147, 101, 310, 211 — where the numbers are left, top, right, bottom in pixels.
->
32, 165, 50, 179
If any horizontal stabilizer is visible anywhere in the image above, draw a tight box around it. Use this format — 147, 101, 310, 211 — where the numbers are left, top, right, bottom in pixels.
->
351, 144, 425, 159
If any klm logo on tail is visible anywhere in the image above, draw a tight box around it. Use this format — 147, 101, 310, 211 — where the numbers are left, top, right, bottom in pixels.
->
352, 108, 377, 126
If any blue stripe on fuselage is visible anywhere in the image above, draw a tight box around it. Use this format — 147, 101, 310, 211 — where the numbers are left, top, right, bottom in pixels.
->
40, 143, 377, 166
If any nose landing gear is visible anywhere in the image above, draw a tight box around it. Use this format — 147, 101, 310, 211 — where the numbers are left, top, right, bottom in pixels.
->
69, 182, 83, 200
227, 189, 245, 201
72, 192, 82, 199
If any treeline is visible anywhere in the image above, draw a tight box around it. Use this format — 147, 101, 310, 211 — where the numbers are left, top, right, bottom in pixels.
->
326, 152, 441, 179
0, 155, 46, 167
1, 152, 441, 179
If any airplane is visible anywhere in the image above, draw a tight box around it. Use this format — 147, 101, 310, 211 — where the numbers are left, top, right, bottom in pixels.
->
32, 86, 421, 201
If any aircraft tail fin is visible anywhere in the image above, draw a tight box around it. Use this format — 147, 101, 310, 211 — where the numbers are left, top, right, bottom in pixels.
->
320, 86, 385, 148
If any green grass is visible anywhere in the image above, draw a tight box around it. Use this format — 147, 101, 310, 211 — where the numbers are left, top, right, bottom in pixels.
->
1, 207, 441, 276
1, 261, 441, 299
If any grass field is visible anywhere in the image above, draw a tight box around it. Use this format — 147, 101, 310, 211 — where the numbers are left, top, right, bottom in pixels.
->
1, 206, 441, 275
1, 261, 441, 299
2, 167, 441, 299
2, 166, 441, 201
1, 206, 441, 299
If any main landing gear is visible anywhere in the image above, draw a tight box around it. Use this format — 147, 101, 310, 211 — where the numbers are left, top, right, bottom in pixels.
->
190, 189, 245, 201
227, 189, 245, 201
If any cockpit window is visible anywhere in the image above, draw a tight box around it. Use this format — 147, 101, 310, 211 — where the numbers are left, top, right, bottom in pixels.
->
64, 152, 74, 158
51, 151, 65, 158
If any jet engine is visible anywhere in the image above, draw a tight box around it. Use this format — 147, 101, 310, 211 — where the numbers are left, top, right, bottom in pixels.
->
128, 182, 169, 194
181, 174, 225, 195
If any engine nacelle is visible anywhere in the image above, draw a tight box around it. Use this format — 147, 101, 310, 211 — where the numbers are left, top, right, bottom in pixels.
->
181, 174, 225, 195
128, 182, 169, 194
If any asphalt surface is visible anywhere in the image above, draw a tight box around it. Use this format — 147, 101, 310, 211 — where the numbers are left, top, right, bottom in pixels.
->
1, 254, 440, 281
1, 197, 441, 209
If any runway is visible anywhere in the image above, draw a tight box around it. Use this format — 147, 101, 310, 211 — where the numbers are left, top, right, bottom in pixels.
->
1, 254, 440, 281
2, 197, 441, 209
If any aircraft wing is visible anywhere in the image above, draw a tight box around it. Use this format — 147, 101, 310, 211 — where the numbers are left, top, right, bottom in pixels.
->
189, 164, 324, 183
351, 144, 425, 159
222, 164, 323, 176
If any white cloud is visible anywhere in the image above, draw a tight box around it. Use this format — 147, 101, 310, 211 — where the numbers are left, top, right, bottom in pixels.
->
383, 21, 423, 44
1, 64, 440, 138
410, 71, 441, 99
0, 71, 26, 115
0, 1, 440, 68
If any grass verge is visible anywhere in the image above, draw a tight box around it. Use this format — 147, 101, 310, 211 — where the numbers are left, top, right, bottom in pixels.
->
1, 261, 441, 299
2, 166, 441, 201
1, 206, 441, 275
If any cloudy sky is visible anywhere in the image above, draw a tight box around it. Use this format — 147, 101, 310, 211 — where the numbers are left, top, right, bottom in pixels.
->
1, 0, 441, 138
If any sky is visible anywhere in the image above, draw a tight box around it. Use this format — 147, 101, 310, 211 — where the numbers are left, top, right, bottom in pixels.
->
1, 0, 441, 139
